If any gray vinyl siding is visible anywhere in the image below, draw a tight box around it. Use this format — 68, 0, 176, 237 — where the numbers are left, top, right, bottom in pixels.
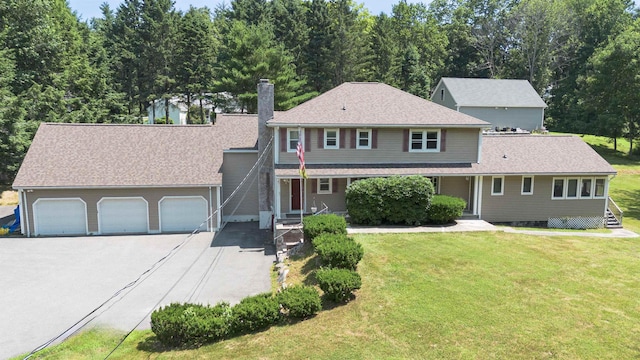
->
431, 83, 458, 109
23, 187, 217, 235
279, 128, 479, 164
440, 176, 474, 211
480, 175, 606, 222
279, 178, 347, 215
222, 152, 259, 219
460, 107, 544, 131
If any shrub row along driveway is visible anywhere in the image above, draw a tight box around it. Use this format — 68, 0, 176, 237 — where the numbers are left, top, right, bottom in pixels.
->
0, 222, 275, 359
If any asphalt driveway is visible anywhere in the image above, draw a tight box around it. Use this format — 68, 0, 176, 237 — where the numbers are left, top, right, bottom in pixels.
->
0, 222, 275, 359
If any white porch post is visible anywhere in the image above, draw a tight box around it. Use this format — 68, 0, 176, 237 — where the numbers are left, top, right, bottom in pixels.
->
476, 176, 483, 218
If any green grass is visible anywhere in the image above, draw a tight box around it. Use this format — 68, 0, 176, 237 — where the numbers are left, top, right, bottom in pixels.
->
19, 231, 640, 360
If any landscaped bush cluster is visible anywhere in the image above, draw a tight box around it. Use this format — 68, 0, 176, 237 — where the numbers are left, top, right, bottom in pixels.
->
316, 268, 362, 302
151, 287, 321, 347
427, 195, 467, 225
346, 176, 434, 225
150, 302, 231, 347
303, 213, 363, 302
277, 285, 323, 318
313, 233, 363, 270
303, 214, 347, 241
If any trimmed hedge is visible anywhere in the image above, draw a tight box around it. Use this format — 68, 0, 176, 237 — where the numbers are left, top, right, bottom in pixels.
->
313, 233, 363, 270
427, 195, 467, 224
303, 214, 347, 241
229, 293, 281, 334
346, 176, 434, 225
316, 268, 362, 302
150, 302, 231, 347
277, 285, 322, 318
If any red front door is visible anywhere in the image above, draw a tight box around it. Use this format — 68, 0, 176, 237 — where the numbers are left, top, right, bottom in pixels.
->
291, 179, 301, 211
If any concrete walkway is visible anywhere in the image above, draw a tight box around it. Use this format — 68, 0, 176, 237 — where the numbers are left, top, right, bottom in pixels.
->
348, 219, 639, 238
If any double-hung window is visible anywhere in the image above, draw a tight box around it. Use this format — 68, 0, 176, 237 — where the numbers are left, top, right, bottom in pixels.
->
521, 176, 534, 195
594, 178, 606, 198
318, 178, 332, 194
410, 129, 440, 152
357, 129, 372, 149
287, 129, 299, 152
492, 176, 504, 196
324, 129, 339, 149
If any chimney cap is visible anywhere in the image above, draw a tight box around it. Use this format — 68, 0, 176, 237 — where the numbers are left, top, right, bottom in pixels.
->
259, 79, 270, 83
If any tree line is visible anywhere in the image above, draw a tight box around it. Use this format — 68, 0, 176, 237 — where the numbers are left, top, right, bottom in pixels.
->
0, 0, 638, 182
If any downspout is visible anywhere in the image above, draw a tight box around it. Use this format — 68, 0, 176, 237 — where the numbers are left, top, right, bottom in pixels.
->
216, 186, 222, 231
472, 176, 479, 216
274, 126, 279, 164
477, 129, 483, 163
209, 186, 213, 231
477, 176, 483, 219
23, 190, 31, 237
18, 189, 25, 236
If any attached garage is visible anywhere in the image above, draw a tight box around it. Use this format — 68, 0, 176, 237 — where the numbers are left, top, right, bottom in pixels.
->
33, 198, 88, 236
159, 196, 209, 232
98, 197, 149, 234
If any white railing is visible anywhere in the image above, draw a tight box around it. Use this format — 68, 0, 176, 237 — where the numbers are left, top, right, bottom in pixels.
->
608, 196, 624, 225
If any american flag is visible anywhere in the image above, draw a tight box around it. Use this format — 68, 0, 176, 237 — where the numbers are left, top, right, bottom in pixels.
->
296, 142, 308, 179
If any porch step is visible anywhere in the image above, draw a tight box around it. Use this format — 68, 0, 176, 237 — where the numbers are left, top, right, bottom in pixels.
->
606, 209, 622, 228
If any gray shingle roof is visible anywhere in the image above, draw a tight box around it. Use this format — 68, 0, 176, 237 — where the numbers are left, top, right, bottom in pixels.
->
274, 135, 615, 177
269, 82, 490, 128
476, 135, 615, 175
438, 78, 547, 108
13, 115, 258, 188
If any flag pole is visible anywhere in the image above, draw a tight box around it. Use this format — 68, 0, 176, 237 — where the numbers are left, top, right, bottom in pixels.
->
299, 127, 303, 225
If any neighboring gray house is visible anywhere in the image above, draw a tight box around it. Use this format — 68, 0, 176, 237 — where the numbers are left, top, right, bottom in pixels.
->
147, 97, 214, 125
431, 77, 548, 132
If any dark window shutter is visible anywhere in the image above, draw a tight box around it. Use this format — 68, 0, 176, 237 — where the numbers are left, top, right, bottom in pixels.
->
312, 179, 317, 193
441, 129, 447, 152
350, 129, 356, 148
305, 128, 312, 152
280, 128, 287, 152
403, 129, 409, 152
332, 178, 338, 193
340, 129, 346, 149
318, 129, 324, 149
372, 129, 378, 149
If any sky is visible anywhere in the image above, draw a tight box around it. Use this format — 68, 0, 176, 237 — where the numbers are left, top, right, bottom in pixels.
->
68, 0, 421, 21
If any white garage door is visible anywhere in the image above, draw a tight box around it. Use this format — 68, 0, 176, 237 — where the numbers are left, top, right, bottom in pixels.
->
33, 199, 87, 236
159, 196, 208, 232
98, 197, 149, 234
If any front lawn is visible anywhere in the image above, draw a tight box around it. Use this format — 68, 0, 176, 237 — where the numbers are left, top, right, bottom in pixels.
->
20, 231, 640, 359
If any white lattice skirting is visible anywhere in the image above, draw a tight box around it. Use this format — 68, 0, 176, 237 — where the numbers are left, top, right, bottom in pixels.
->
548, 216, 605, 229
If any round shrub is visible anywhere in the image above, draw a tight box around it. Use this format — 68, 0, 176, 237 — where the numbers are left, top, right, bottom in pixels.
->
314, 233, 363, 270
427, 195, 467, 224
277, 285, 322, 318
346, 176, 434, 225
303, 214, 347, 241
230, 292, 280, 334
316, 268, 362, 302
151, 302, 231, 347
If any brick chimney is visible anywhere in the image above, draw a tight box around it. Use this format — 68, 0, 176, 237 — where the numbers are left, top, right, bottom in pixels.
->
257, 79, 274, 229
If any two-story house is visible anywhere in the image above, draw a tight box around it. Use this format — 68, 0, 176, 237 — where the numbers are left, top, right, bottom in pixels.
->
263, 81, 616, 229
12, 80, 618, 237
431, 77, 547, 132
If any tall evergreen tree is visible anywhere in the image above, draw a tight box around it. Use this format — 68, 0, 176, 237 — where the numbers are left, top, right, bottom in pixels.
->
304, 0, 334, 92
139, 0, 179, 122
175, 6, 219, 123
